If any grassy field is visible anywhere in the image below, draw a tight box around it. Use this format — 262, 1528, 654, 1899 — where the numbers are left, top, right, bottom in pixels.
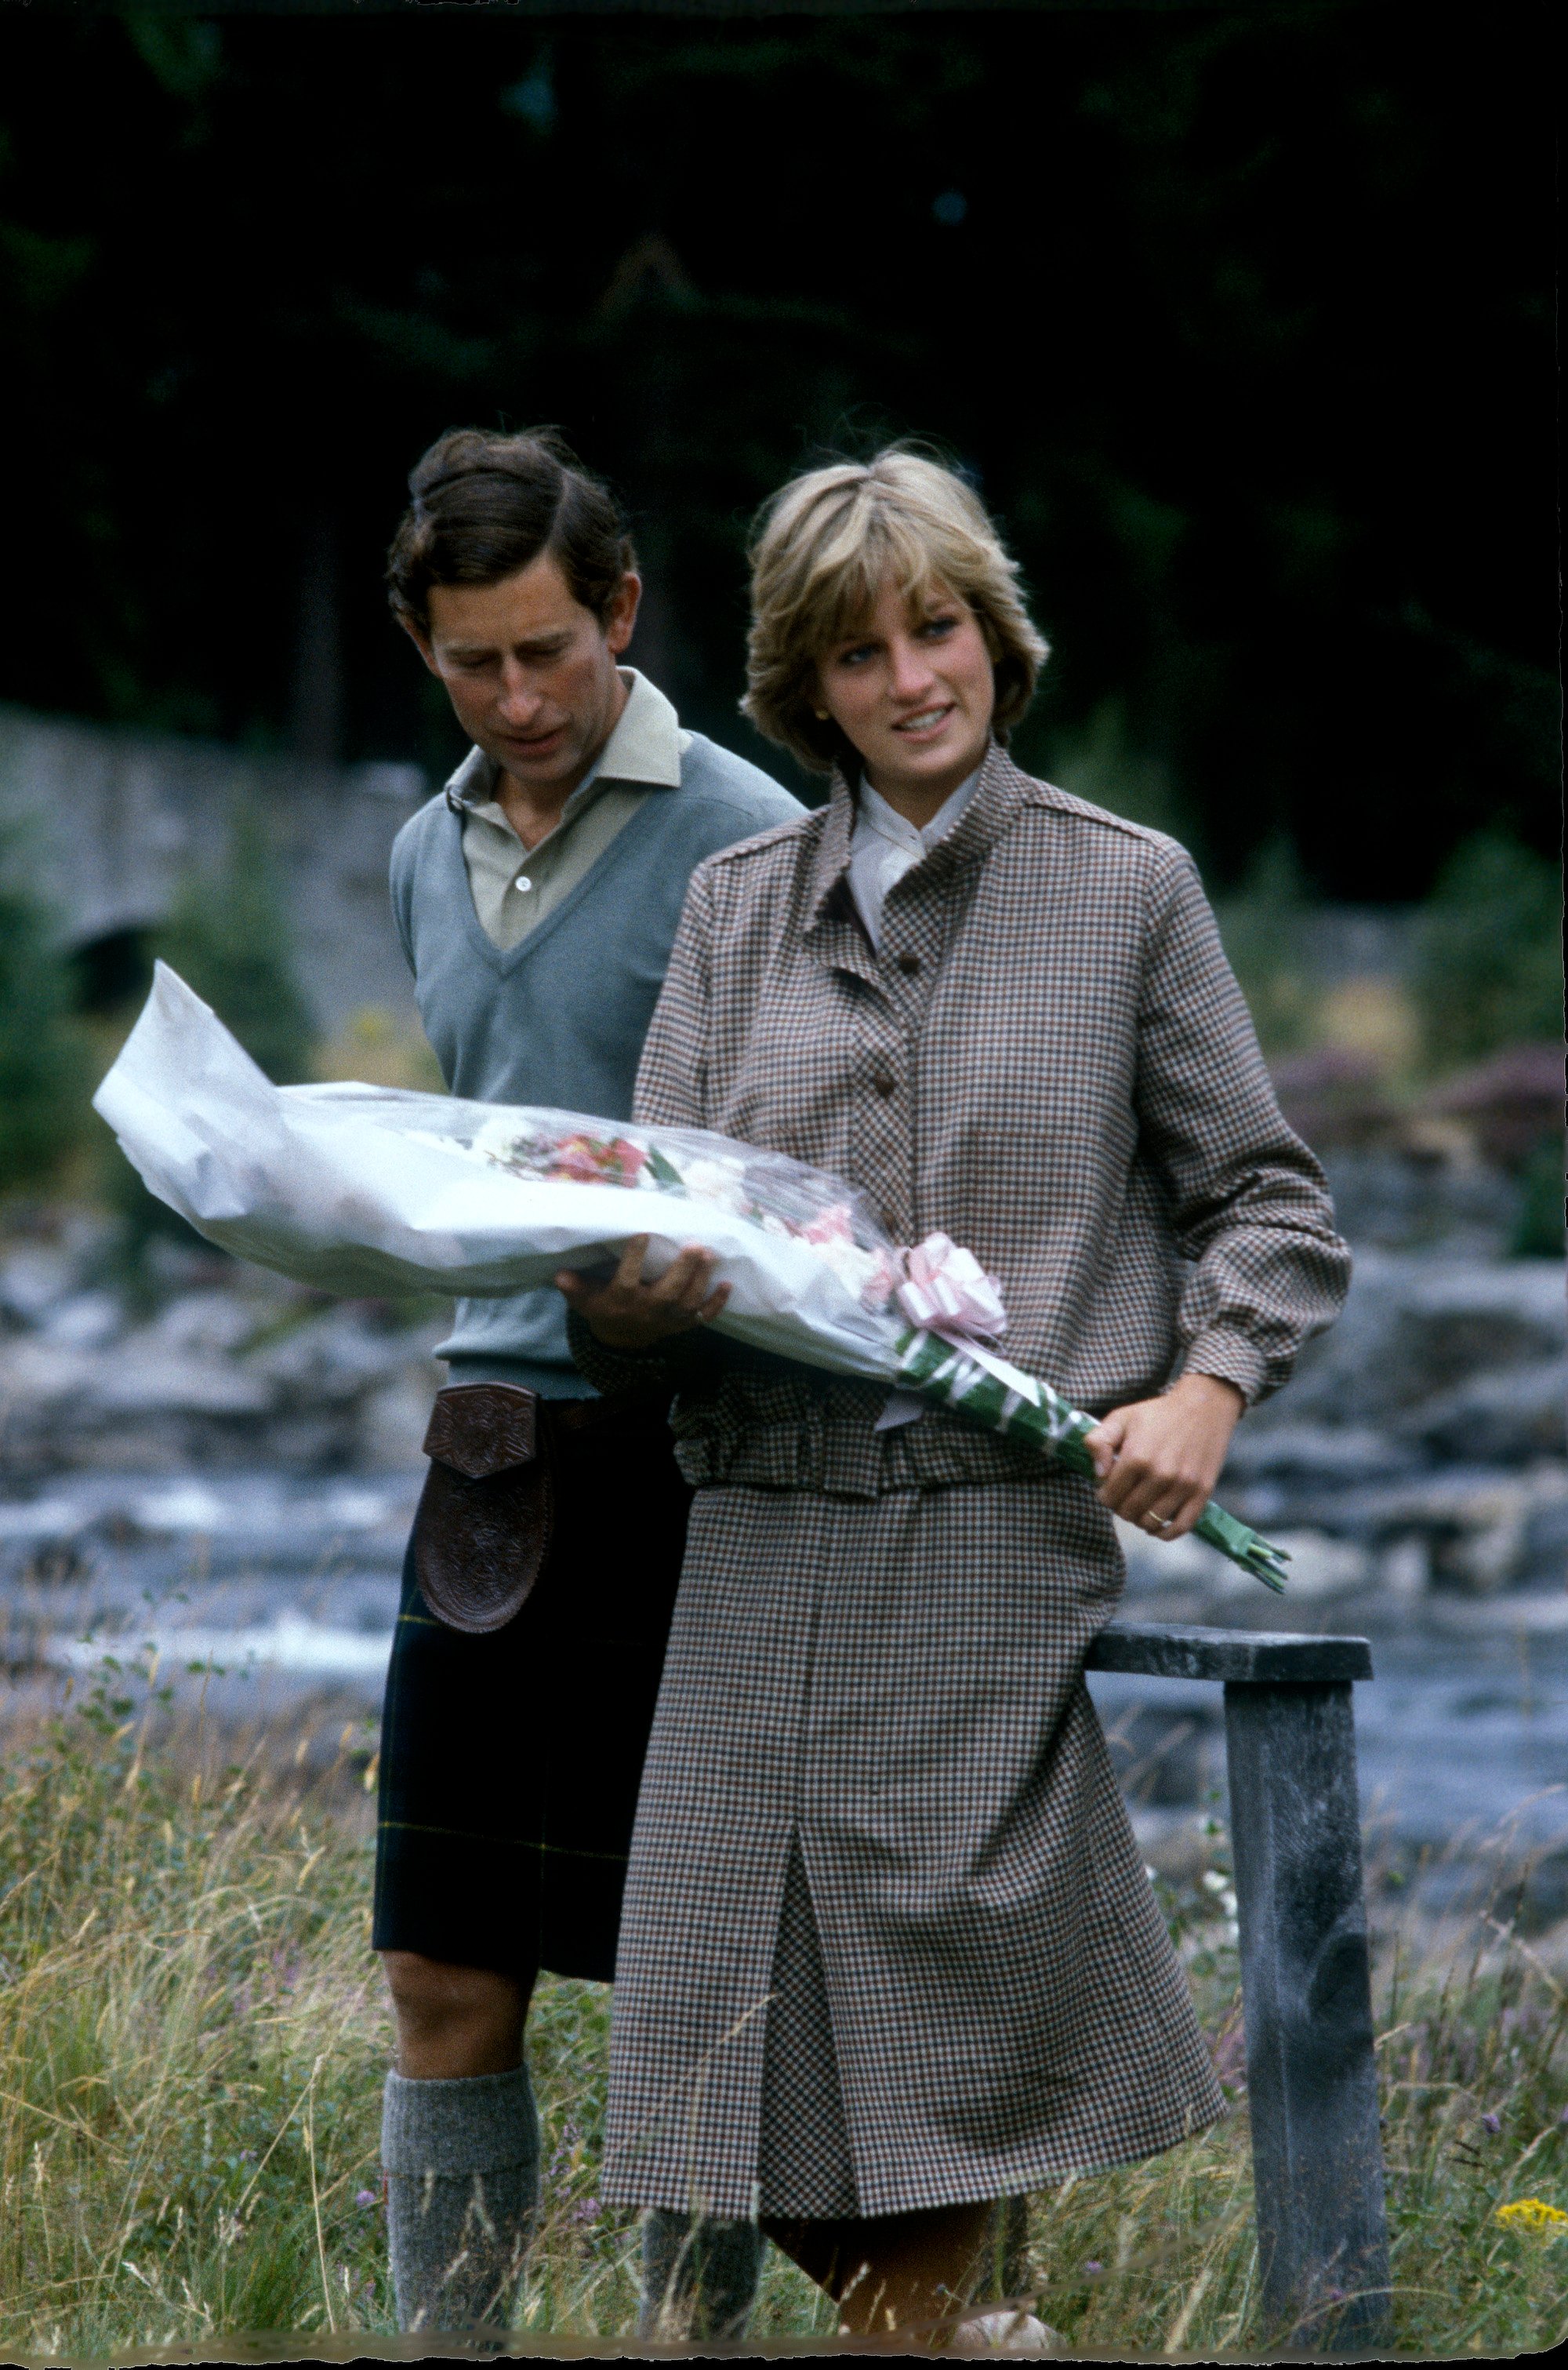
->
2, 1656, 1566, 2363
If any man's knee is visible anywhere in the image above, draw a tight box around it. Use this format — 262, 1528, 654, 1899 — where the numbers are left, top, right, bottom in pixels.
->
379, 1950, 526, 2076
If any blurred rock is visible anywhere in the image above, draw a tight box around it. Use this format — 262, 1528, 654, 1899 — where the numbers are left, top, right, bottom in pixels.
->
1113, 1514, 1372, 1603
1222, 1422, 1420, 1485
36, 1290, 123, 1348
1344, 1464, 1568, 1595
87, 1343, 274, 1417
245, 1306, 432, 1405
1426, 1044, 1565, 1171
0, 1243, 78, 1325
1395, 1358, 1566, 1465
0, 1256, 445, 1479
1274, 1251, 1566, 1426
1320, 1147, 1523, 1256
357, 1372, 441, 1467
1269, 1048, 1399, 1151
140, 1291, 258, 1357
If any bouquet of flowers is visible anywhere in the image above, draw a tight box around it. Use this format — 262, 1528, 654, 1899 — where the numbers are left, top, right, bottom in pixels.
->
94, 965, 1289, 1589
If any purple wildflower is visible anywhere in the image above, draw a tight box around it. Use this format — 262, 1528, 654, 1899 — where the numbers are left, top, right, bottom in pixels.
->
356, 2188, 379, 2208
1482, 2112, 1501, 2134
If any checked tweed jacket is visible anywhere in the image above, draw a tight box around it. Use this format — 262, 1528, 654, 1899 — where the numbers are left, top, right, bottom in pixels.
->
594, 743, 1350, 2219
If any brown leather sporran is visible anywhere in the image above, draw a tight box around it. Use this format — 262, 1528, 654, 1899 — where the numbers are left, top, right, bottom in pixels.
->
412, 1381, 554, 1634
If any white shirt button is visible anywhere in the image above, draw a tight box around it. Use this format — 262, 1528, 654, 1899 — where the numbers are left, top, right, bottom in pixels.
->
513, 875, 532, 893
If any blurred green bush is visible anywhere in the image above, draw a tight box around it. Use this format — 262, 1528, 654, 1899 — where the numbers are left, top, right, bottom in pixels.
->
1510, 1133, 1566, 1259
154, 808, 314, 1086
1413, 831, 1564, 1069
105, 809, 316, 1259
0, 848, 92, 1195
1214, 838, 1316, 1058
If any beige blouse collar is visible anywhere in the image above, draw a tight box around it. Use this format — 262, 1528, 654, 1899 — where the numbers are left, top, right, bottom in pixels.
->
804, 738, 1033, 929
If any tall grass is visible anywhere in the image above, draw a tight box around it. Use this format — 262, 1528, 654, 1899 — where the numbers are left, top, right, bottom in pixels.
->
2, 1657, 1565, 2359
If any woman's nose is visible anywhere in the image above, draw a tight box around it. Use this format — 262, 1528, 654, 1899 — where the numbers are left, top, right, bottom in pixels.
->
886, 637, 936, 702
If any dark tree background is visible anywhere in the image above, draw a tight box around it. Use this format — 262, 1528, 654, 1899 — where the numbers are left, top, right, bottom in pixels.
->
0, 0, 1555, 896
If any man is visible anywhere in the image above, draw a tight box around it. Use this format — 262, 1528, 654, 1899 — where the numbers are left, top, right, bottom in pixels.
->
373, 426, 801, 2336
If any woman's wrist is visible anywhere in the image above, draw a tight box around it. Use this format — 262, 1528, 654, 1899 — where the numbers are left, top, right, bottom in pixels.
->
1169, 1370, 1246, 1419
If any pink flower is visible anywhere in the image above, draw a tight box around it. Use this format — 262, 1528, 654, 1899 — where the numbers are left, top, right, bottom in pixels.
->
550, 1136, 606, 1183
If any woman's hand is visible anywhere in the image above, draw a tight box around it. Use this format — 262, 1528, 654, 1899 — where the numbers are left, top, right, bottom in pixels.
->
555, 1234, 731, 1351
1082, 1372, 1244, 1540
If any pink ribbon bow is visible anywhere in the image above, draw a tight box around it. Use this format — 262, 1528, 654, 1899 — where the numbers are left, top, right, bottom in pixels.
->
895, 1231, 1008, 1343
874, 1233, 1042, 1433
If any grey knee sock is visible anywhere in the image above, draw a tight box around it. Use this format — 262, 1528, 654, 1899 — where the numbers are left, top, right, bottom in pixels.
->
639, 2206, 764, 2342
381, 2065, 539, 2335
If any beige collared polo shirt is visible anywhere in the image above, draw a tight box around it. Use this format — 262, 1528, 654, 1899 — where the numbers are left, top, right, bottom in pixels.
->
445, 667, 690, 951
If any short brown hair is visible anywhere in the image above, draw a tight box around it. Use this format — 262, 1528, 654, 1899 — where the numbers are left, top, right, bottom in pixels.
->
742, 445, 1048, 775
387, 427, 636, 632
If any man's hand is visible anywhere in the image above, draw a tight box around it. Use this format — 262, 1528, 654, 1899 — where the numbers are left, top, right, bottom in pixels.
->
1083, 1372, 1244, 1540
555, 1234, 730, 1350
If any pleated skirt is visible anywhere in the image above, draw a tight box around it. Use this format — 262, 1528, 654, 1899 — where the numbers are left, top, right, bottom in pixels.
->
603, 1475, 1225, 2219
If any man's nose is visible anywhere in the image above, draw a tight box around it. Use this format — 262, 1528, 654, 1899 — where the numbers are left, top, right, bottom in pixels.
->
495, 661, 543, 719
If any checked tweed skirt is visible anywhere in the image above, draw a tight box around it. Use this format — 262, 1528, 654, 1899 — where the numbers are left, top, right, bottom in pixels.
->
602, 1476, 1226, 2220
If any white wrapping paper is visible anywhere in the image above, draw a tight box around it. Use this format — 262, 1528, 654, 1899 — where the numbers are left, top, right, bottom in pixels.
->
93, 965, 902, 1381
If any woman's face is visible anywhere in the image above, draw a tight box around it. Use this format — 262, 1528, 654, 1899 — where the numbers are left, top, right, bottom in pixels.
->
815, 576, 995, 813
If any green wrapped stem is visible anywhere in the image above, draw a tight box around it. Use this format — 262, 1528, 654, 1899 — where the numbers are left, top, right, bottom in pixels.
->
894, 1328, 1290, 1593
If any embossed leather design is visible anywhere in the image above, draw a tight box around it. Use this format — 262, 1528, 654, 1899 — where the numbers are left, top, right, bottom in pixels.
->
413, 1383, 554, 1634
422, 1383, 538, 1478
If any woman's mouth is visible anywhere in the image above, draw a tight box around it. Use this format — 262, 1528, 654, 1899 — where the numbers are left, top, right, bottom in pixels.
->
891, 703, 956, 740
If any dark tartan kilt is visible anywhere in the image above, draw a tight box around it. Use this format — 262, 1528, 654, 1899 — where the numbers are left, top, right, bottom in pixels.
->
371, 1397, 690, 1984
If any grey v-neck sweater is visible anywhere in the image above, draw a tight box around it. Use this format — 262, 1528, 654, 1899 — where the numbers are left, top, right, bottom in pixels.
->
390, 729, 803, 1393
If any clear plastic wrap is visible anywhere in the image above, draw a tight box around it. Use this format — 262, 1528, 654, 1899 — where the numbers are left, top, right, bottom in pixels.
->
93, 965, 1289, 1588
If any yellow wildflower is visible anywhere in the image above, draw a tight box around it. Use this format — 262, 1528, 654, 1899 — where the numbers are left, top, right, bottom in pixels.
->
1495, 2198, 1568, 2232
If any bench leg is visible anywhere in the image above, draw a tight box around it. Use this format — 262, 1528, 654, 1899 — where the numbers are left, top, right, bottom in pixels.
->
1223, 1678, 1392, 2351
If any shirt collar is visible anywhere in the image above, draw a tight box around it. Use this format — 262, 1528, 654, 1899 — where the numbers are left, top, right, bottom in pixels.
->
854, 762, 985, 857
806, 738, 1029, 930
444, 667, 683, 815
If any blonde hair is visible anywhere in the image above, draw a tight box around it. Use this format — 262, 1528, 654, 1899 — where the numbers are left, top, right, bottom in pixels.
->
742, 445, 1048, 775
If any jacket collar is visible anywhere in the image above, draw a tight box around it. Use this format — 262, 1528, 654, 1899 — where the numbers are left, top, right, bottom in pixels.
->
804, 737, 1033, 932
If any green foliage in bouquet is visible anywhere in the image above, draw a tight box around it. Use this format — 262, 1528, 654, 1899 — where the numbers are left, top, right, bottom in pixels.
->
0, 843, 92, 1195
895, 1329, 1290, 1589
1414, 832, 1564, 1069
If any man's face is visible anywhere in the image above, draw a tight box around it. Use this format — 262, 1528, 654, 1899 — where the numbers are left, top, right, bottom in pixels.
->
409, 553, 641, 797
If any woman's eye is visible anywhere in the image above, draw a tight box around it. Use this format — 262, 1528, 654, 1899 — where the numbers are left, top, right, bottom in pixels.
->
920, 615, 958, 641
838, 644, 877, 667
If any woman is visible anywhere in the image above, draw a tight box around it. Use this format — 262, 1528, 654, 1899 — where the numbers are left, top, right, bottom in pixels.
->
558, 449, 1350, 2348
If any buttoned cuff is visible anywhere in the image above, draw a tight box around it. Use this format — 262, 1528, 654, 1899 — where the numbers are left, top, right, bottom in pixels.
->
1176, 1329, 1269, 1410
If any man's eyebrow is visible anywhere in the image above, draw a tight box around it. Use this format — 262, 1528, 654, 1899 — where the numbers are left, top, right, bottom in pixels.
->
441, 630, 573, 659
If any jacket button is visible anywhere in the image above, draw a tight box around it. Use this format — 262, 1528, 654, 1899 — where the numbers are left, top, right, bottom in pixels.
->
872, 1066, 897, 1097
895, 952, 921, 975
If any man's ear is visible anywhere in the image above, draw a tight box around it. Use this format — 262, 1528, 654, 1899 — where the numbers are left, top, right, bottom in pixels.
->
397, 612, 443, 678
604, 571, 642, 659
